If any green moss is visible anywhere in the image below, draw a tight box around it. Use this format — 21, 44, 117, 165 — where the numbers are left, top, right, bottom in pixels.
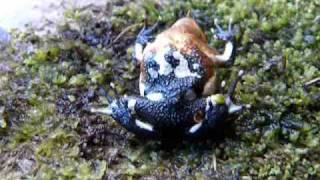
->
53, 74, 68, 85
1, 0, 320, 179
68, 74, 87, 86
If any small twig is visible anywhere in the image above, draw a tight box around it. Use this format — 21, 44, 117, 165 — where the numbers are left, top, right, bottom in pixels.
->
314, 15, 320, 24
304, 77, 320, 89
186, 10, 192, 17
212, 153, 217, 172
227, 70, 245, 99
112, 23, 142, 44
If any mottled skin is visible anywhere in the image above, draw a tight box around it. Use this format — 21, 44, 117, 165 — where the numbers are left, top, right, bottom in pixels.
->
92, 17, 243, 139
107, 95, 229, 139
137, 18, 237, 96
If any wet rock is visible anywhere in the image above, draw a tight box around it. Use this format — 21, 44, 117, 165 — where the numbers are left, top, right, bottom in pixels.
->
17, 159, 35, 174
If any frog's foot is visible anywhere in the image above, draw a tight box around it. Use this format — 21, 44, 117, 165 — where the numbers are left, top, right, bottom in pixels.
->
226, 97, 244, 114
214, 18, 234, 41
213, 18, 236, 66
134, 22, 158, 63
136, 22, 158, 45
91, 97, 157, 138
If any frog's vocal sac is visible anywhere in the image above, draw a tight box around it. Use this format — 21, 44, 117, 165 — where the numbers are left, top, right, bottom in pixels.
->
91, 17, 245, 139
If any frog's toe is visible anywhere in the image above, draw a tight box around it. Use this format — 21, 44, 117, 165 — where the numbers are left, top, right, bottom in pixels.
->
226, 98, 244, 114
142, 22, 158, 35
227, 100, 251, 114
214, 18, 234, 41
136, 33, 153, 45
136, 22, 158, 45
228, 18, 233, 33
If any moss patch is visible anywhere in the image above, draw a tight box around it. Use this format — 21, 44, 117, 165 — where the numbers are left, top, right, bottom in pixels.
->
0, 0, 319, 179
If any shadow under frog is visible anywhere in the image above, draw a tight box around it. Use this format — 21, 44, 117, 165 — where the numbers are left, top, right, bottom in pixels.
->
92, 17, 245, 140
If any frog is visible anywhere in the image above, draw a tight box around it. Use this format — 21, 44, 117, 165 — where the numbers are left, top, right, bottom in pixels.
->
91, 17, 245, 139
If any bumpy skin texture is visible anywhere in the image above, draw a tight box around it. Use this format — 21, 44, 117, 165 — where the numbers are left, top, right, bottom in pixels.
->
109, 96, 229, 139
138, 18, 237, 96
142, 48, 206, 98
94, 17, 240, 139
136, 97, 229, 139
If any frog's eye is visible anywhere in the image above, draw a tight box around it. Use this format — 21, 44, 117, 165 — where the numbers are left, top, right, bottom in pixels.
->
189, 110, 204, 134
193, 110, 204, 123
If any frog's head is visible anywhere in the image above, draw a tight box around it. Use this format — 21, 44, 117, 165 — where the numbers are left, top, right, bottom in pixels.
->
204, 70, 246, 117
205, 94, 243, 115
188, 94, 244, 134
188, 70, 246, 136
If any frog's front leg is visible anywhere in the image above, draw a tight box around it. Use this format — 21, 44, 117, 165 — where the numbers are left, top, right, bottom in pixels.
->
134, 23, 158, 63
211, 18, 237, 67
91, 98, 158, 138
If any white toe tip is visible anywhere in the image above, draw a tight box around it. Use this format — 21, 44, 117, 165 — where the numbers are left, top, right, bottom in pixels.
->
238, 70, 244, 77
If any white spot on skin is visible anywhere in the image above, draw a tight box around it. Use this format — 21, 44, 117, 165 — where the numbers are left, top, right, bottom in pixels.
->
189, 122, 203, 133
139, 76, 146, 96
147, 68, 158, 79
152, 46, 173, 75
146, 92, 164, 101
172, 51, 200, 78
135, 119, 153, 131
215, 41, 233, 61
205, 96, 217, 111
193, 63, 200, 69
127, 99, 136, 112
135, 43, 143, 62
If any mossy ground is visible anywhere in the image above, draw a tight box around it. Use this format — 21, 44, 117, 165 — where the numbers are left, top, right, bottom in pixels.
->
0, 0, 319, 179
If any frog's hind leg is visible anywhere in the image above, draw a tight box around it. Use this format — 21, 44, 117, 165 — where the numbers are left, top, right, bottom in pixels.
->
134, 22, 158, 63
202, 73, 218, 96
214, 18, 237, 65
206, 18, 237, 67
91, 97, 158, 138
